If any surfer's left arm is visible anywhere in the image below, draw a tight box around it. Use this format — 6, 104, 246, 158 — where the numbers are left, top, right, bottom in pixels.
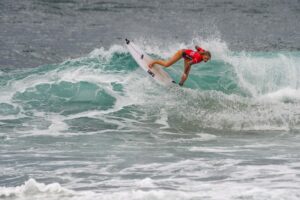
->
179, 61, 193, 86
195, 45, 205, 52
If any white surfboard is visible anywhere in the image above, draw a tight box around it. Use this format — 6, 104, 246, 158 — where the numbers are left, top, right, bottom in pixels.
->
125, 39, 175, 86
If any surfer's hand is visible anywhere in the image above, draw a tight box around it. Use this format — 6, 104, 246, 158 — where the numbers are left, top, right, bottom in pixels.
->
149, 61, 155, 69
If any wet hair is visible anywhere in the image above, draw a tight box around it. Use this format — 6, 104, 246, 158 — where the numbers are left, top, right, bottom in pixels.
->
205, 51, 211, 59
200, 51, 211, 59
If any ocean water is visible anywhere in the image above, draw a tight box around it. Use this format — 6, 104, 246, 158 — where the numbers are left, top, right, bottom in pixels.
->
1, 0, 300, 200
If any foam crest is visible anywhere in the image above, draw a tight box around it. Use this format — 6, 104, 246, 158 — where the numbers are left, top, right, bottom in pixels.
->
89, 44, 127, 60
135, 178, 156, 188
225, 52, 300, 97
0, 178, 73, 198
261, 87, 300, 102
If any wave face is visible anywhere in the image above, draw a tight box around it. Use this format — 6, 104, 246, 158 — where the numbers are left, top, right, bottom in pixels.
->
1, 40, 300, 200
0, 40, 299, 132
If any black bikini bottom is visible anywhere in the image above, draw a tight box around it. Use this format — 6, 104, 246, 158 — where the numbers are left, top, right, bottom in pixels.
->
182, 51, 192, 60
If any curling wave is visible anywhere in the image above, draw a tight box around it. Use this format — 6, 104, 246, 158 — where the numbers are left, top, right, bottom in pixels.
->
0, 39, 299, 134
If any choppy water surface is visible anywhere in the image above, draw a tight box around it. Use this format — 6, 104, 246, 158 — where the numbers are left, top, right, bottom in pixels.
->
1, 0, 299, 68
1, 0, 300, 200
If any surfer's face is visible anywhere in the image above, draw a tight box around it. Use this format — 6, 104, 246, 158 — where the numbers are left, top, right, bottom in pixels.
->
203, 55, 210, 62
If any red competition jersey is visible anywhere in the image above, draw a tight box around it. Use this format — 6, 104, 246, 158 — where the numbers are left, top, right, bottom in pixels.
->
183, 47, 206, 64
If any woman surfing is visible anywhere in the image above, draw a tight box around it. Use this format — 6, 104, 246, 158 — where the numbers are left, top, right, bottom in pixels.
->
149, 46, 211, 86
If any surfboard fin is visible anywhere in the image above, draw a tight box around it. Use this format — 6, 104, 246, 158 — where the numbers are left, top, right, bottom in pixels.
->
147, 70, 155, 77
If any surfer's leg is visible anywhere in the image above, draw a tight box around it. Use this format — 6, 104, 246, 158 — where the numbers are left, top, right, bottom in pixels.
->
149, 50, 183, 68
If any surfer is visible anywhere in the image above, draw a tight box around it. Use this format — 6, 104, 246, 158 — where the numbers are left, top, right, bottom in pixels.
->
149, 46, 211, 86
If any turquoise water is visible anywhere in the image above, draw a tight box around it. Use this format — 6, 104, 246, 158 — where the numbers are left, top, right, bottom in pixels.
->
1, 41, 300, 199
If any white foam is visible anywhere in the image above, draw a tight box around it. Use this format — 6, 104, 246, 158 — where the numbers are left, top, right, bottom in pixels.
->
261, 87, 300, 102
226, 52, 300, 97
94, 190, 194, 200
155, 108, 170, 128
0, 178, 74, 198
135, 178, 156, 188
196, 133, 217, 140
171, 133, 217, 143
0, 182, 196, 200
89, 44, 127, 60
189, 147, 243, 153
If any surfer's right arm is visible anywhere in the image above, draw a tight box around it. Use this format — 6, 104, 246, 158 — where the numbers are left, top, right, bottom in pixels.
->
179, 61, 193, 86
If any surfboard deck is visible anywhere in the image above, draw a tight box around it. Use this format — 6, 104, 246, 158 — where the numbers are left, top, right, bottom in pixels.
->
125, 39, 175, 86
